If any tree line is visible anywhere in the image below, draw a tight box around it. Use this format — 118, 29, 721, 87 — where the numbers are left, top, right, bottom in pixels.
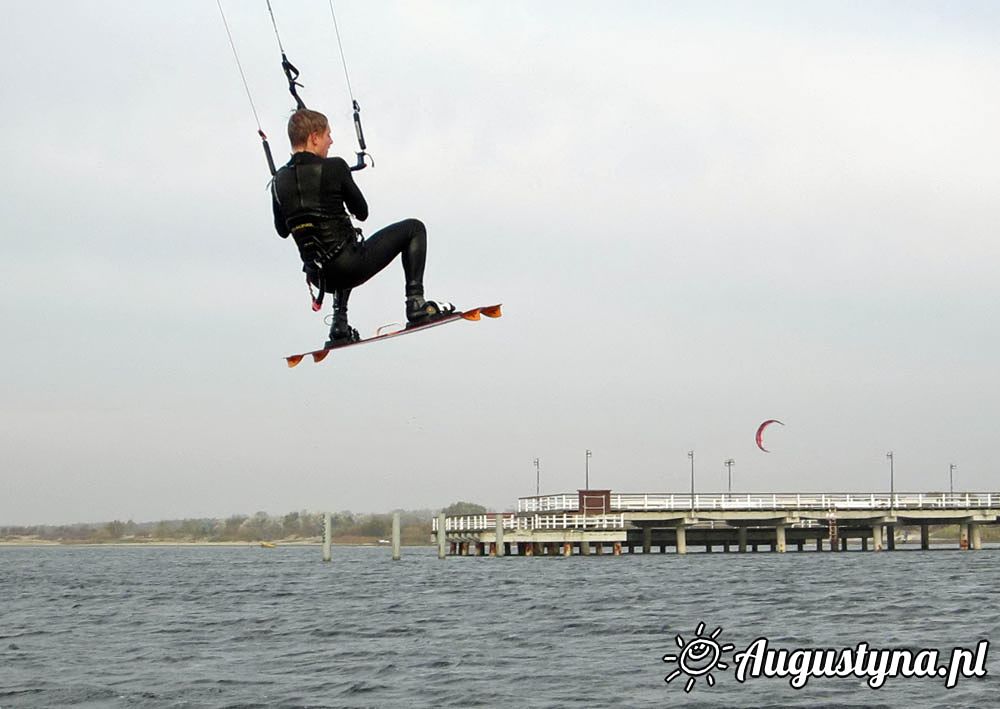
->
0, 502, 488, 544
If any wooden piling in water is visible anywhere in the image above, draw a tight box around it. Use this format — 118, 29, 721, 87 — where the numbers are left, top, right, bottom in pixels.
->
392, 512, 401, 561
322, 512, 332, 562
437, 512, 447, 559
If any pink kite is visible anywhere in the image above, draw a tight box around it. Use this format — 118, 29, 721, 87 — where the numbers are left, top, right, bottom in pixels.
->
755, 419, 784, 452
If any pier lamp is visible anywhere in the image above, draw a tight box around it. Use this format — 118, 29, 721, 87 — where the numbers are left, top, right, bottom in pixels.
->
949, 463, 956, 495
585, 449, 592, 489
534, 458, 540, 496
724, 459, 735, 494
688, 450, 695, 510
886, 451, 894, 507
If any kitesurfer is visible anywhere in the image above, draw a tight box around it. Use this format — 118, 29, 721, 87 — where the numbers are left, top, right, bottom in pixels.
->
271, 108, 455, 347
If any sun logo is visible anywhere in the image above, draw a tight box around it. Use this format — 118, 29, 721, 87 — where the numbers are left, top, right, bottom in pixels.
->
663, 622, 735, 692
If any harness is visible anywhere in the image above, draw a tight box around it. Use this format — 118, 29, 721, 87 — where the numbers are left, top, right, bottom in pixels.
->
272, 161, 360, 311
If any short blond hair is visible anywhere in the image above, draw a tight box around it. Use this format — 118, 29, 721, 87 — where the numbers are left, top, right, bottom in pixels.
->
287, 109, 329, 148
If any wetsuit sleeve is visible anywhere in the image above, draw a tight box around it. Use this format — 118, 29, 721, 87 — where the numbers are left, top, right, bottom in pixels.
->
272, 188, 289, 238
327, 157, 368, 222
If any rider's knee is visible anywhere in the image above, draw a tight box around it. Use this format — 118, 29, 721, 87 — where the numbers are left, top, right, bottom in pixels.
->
404, 218, 426, 237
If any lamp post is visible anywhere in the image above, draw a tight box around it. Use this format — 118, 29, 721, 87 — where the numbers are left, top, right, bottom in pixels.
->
688, 450, 695, 511
886, 451, 894, 507
724, 458, 735, 494
534, 458, 540, 496
585, 449, 592, 490
949, 463, 956, 495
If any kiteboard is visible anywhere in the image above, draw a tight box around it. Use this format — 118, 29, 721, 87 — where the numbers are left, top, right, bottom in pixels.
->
285, 303, 502, 367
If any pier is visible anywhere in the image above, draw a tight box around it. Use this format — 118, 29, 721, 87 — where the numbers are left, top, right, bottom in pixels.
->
432, 490, 1000, 556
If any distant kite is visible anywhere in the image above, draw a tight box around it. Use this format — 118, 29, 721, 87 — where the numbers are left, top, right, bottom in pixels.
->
755, 419, 784, 452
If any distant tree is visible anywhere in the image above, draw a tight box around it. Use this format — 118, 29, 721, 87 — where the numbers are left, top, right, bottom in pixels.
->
222, 515, 247, 540
179, 519, 213, 540
442, 501, 487, 515
153, 521, 176, 539
282, 511, 300, 538
356, 514, 391, 538
103, 520, 126, 539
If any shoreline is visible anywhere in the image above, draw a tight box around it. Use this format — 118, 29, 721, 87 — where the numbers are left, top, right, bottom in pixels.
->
0, 540, 432, 548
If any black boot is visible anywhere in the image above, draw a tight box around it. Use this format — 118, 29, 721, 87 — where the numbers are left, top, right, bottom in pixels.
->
325, 289, 361, 348
325, 320, 360, 348
406, 296, 457, 327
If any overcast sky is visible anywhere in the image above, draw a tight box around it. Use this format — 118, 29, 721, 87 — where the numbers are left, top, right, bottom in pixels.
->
2, 1, 998, 526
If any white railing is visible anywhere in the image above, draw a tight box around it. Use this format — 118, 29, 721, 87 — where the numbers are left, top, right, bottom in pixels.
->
517, 492, 1000, 513
517, 494, 578, 513
433, 513, 625, 533
432, 513, 520, 533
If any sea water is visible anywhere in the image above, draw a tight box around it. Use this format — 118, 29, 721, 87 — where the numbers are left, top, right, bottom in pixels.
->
1, 545, 997, 707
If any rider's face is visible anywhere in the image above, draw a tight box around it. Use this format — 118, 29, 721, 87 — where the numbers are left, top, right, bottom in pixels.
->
309, 126, 333, 157
316, 126, 333, 157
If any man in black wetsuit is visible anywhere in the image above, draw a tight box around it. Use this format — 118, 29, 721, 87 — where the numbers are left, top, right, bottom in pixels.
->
271, 108, 454, 347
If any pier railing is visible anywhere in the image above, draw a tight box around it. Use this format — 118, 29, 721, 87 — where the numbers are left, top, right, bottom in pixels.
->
517, 492, 1000, 513
433, 513, 626, 533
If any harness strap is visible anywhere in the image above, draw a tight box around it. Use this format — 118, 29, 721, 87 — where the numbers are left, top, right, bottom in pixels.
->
281, 52, 306, 110
291, 222, 358, 312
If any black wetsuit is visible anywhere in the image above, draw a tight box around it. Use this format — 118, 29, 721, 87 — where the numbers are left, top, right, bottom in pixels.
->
271, 152, 427, 300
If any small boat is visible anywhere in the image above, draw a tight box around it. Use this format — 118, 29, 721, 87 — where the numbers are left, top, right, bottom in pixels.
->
377, 539, 391, 545
259, 541, 276, 548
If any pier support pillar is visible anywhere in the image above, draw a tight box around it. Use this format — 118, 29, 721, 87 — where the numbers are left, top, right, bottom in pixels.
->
705, 543, 713, 553
437, 513, 447, 559
752, 543, 759, 552
970, 523, 982, 551
775, 525, 786, 553
495, 515, 505, 557
724, 542, 730, 553
660, 544, 667, 554
841, 536, 848, 552
959, 524, 969, 550
872, 525, 883, 552
579, 540, 590, 556
815, 538, 822, 552
737, 528, 747, 553
887, 526, 896, 551
594, 543, 604, 555
920, 524, 929, 550
796, 540, 804, 551
861, 537, 867, 551
614, 542, 622, 556
676, 526, 687, 555
563, 542, 572, 557
642, 527, 652, 554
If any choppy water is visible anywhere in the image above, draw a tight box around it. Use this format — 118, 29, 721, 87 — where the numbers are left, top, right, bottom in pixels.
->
1, 545, 997, 708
